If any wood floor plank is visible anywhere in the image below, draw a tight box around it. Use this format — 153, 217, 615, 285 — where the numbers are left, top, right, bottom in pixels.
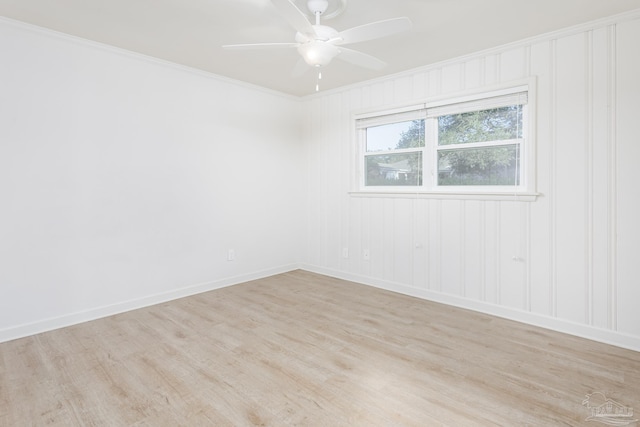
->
1, 269, 639, 426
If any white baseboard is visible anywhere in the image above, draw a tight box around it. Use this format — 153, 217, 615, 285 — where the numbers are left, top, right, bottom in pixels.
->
5, 263, 639, 353
299, 264, 640, 353
0, 264, 299, 344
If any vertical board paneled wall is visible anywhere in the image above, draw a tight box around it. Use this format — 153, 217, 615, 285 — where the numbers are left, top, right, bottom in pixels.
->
302, 12, 640, 350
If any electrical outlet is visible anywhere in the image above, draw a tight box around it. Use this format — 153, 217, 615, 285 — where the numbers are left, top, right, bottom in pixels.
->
363, 249, 370, 261
227, 249, 235, 261
342, 248, 349, 258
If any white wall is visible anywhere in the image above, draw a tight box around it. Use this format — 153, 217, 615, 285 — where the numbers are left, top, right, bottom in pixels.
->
302, 11, 640, 351
0, 18, 304, 341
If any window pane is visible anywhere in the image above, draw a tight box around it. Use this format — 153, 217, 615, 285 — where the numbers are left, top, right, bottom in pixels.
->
366, 119, 425, 152
366, 152, 422, 186
438, 105, 522, 146
438, 145, 520, 186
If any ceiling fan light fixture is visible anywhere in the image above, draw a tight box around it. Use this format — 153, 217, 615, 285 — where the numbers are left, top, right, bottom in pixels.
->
298, 41, 339, 67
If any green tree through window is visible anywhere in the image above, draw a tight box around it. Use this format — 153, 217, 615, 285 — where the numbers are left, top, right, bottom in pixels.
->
437, 105, 523, 185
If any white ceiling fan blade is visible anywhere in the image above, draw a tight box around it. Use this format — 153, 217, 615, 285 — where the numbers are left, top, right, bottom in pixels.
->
223, 42, 299, 50
335, 17, 412, 45
270, 0, 316, 37
336, 47, 387, 70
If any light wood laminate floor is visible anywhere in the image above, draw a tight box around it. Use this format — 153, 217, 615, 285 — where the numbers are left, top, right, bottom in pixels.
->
1, 270, 639, 426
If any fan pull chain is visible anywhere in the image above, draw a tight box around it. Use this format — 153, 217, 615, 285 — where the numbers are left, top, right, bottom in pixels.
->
316, 69, 322, 92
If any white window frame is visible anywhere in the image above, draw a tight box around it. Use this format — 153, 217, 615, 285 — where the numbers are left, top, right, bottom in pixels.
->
352, 79, 538, 201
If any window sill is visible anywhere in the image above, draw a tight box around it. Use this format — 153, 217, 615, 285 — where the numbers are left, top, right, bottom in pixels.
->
349, 190, 540, 201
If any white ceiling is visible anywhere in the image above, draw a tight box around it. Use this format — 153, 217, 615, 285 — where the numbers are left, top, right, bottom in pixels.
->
2, 0, 640, 97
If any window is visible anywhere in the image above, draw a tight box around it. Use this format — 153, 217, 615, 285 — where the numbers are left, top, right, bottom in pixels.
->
355, 84, 534, 197
361, 110, 425, 187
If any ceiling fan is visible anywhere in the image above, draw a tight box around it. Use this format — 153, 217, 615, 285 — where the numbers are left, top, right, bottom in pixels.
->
223, 0, 412, 84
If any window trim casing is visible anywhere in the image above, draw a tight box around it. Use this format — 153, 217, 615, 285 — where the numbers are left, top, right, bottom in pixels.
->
351, 78, 538, 201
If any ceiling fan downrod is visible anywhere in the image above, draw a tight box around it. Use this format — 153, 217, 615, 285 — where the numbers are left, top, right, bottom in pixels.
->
307, 0, 328, 25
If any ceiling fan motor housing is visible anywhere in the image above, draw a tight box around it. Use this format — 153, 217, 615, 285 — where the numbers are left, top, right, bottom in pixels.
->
295, 23, 340, 67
